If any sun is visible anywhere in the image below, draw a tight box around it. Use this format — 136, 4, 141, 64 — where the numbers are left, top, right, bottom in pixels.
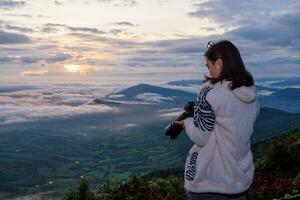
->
64, 64, 81, 73
63, 64, 88, 74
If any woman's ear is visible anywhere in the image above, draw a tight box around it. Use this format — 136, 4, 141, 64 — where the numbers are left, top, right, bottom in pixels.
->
215, 58, 223, 70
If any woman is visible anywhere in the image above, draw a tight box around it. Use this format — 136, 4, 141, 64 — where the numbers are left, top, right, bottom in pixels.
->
175, 40, 260, 200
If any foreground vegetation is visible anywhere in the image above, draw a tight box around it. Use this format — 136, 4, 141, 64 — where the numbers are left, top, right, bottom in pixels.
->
65, 129, 300, 200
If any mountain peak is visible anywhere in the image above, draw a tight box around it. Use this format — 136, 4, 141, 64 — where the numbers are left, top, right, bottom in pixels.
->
107, 83, 194, 99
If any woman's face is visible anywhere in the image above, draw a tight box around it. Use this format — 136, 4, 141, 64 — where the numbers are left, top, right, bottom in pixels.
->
205, 56, 223, 78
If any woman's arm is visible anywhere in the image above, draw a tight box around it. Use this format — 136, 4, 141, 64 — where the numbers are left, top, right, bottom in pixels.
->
181, 85, 220, 146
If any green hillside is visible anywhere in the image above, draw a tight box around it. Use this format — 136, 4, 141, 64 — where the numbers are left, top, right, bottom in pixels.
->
65, 129, 300, 200
1, 108, 300, 199
253, 108, 300, 142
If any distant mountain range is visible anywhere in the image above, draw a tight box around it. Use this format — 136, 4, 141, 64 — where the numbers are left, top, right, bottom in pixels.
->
108, 83, 194, 98
89, 83, 196, 106
167, 77, 300, 88
87, 82, 300, 112
258, 88, 300, 113
255, 85, 278, 91
266, 77, 300, 87
167, 80, 203, 86
271, 88, 300, 99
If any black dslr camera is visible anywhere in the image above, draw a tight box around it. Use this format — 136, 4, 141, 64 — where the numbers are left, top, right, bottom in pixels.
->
165, 101, 195, 139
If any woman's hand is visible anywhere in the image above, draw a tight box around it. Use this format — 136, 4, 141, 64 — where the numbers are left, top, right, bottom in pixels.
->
175, 120, 185, 129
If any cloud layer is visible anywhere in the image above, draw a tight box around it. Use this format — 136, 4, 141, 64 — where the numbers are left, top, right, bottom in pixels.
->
0, 83, 122, 125
0, 0, 26, 9
0, 30, 30, 44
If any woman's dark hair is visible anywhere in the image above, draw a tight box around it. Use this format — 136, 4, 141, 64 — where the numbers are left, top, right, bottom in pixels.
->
204, 40, 254, 90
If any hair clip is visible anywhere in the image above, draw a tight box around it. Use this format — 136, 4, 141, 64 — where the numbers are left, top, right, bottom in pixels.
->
207, 41, 214, 48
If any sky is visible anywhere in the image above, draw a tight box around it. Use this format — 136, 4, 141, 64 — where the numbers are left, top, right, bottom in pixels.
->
0, 0, 300, 85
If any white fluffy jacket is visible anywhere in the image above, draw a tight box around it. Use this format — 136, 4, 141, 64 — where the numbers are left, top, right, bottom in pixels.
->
183, 80, 260, 194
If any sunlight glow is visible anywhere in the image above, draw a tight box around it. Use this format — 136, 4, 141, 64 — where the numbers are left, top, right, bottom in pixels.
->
64, 64, 88, 74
